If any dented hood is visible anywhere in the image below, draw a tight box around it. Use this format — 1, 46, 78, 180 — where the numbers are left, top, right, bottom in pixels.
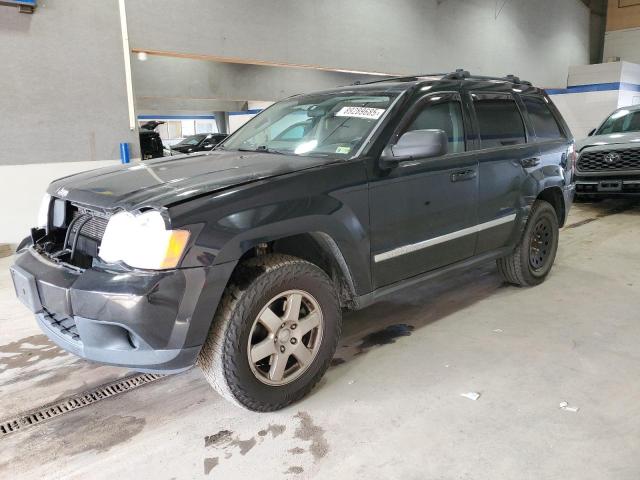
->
48, 150, 336, 211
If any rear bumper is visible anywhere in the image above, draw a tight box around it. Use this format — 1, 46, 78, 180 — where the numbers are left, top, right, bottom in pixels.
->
10, 248, 235, 373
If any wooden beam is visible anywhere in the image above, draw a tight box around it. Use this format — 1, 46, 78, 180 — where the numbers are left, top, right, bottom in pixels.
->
130, 48, 400, 77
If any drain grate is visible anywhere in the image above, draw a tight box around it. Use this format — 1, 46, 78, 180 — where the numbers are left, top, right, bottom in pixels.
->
0, 372, 164, 437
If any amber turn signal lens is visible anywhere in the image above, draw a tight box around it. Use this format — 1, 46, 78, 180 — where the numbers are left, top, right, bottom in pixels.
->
159, 230, 191, 269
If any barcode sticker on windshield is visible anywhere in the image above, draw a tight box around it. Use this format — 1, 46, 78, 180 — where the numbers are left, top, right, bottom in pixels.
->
336, 106, 385, 120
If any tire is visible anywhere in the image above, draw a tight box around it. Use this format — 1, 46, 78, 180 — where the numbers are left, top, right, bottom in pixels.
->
497, 200, 559, 287
198, 254, 341, 411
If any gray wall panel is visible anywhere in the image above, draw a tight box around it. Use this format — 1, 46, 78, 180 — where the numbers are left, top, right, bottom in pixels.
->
0, 0, 138, 166
127, 0, 590, 87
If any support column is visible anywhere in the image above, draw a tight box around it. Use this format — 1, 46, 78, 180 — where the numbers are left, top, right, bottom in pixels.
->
214, 111, 229, 134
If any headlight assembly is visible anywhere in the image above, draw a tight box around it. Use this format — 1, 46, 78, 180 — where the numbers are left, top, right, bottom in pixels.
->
37, 194, 52, 228
99, 210, 190, 270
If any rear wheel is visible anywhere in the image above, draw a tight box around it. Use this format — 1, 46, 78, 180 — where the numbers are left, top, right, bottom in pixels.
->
497, 200, 559, 286
198, 254, 341, 411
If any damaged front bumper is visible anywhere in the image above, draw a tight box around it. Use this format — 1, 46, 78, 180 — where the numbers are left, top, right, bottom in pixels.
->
9, 248, 235, 373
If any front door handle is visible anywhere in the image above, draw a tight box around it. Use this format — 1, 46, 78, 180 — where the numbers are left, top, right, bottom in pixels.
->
450, 169, 477, 182
520, 157, 541, 168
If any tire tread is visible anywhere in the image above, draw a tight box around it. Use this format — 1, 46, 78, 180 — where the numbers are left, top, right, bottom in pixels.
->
198, 254, 340, 411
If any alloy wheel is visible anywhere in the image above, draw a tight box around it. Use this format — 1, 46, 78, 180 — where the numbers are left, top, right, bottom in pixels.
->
247, 289, 324, 386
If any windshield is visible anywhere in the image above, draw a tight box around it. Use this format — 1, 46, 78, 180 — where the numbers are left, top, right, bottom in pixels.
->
176, 134, 206, 146
221, 91, 398, 158
597, 109, 640, 135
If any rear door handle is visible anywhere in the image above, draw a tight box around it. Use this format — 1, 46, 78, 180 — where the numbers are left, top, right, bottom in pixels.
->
520, 157, 541, 168
450, 169, 477, 182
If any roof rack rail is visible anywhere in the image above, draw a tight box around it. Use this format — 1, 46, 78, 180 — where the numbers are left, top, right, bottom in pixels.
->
357, 73, 449, 85
355, 69, 532, 86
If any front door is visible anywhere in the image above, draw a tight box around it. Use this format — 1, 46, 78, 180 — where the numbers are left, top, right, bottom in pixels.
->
369, 92, 479, 288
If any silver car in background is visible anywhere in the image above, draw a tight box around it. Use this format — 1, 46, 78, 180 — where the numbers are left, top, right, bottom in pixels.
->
575, 105, 640, 197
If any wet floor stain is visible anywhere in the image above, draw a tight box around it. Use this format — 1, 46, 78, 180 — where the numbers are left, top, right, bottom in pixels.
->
0, 334, 68, 372
565, 218, 597, 229
0, 413, 146, 474
258, 423, 286, 438
230, 436, 257, 455
203, 457, 219, 475
331, 323, 415, 366
203, 416, 325, 475
285, 466, 304, 475
202, 428, 266, 473
66, 414, 146, 454
358, 323, 414, 349
205, 429, 232, 447
566, 199, 640, 229
293, 411, 329, 461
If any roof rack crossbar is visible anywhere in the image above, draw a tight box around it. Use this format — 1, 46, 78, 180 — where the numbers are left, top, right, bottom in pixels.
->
443, 69, 532, 85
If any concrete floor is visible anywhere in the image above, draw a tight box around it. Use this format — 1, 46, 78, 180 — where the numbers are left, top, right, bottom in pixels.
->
1, 199, 640, 479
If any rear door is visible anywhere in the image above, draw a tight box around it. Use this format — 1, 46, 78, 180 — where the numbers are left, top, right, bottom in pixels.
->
469, 92, 539, 255
369, 92, 479, 287
520, 94, 572, 183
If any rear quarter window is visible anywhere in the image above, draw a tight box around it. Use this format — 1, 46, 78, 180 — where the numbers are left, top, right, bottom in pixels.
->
522, 96, 565, 141
472, 93, 526, 149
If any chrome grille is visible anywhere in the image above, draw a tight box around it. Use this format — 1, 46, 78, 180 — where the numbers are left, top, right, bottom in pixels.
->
578, 149, 640, 172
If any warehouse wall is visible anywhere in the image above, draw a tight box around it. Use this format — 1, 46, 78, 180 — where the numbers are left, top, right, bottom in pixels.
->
126, 0, 590, 88
0, 0, 138, 166
0, 0, 141, 243
604, 28, 640, 63
132, 57, 385, 116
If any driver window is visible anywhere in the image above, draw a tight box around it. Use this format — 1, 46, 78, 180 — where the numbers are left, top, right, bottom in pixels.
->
405, 98, 466, 153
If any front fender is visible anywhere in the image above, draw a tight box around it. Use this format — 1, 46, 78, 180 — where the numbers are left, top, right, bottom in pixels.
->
168, 161, 372, 294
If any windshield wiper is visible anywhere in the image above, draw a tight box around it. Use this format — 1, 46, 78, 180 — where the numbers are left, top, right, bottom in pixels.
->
237, 146, 286, 155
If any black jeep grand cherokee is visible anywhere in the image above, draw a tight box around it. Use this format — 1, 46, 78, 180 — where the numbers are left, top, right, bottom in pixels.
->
11, 70, 575, 411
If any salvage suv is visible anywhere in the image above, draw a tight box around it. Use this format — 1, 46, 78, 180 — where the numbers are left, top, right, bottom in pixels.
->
10, 70, 575, 411
576, 104, 640, 197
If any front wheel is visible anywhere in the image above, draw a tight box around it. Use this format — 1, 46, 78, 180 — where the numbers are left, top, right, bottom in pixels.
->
497, 200, 559, 286
198, 254, 341, 411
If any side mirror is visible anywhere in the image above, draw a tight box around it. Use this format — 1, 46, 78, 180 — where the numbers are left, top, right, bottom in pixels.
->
381, 129, 448, 166
588, 128, 596, 136
202, 143, 213, 149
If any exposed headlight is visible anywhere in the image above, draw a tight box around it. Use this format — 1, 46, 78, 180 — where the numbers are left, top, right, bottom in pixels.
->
99, 210, 190, 270
37, 194, 52, 228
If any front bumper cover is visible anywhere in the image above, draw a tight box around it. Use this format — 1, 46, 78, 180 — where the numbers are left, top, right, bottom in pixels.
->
575, 176, 640, 195
10, 248, 235, 373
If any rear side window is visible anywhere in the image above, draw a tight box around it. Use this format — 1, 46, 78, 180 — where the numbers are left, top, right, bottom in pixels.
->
522, 96, 565, 141
405, 98, 466, 154
472, 94, 526, 149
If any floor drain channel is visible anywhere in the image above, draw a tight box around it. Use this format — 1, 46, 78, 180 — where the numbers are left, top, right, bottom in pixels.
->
0, 372, 164, 437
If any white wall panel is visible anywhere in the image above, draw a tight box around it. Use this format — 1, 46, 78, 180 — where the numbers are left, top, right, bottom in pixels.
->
604, 28, 640, 64
0, 161, 120, 244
